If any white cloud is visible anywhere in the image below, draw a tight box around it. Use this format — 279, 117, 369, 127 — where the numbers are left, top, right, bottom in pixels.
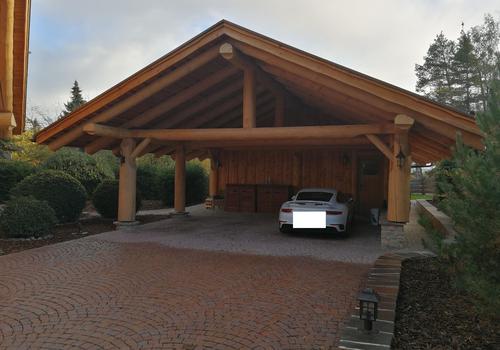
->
27, 0, 500, 120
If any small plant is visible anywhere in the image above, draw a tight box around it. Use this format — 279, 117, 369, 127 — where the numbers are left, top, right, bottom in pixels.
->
92, 180, 142, 219
159, 162, 208, 207
0, 159, 34, 202
0, 196, 57, 238
11, 170, 86, 223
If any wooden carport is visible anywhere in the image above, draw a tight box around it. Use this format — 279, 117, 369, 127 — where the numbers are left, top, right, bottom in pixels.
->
35, 20, 483, 228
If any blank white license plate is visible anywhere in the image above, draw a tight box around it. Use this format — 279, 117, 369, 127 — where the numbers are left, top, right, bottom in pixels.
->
293, 211, 326, 228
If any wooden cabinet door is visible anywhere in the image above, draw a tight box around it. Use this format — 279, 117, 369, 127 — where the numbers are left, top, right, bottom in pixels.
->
224, 185, 240, 212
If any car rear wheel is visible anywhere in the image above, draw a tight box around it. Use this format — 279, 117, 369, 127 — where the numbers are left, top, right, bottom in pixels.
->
279, 224, 292, 233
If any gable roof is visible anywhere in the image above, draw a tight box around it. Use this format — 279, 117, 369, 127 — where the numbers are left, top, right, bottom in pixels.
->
35, 20, 483, 163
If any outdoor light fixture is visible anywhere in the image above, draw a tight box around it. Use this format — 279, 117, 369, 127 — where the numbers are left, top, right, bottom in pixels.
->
396, 149, 406, 168
358, 288, 379, 332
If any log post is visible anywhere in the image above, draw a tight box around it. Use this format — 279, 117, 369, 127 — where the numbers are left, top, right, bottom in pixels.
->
243, 69, 256, 128
387, 115, 414, 222
118, 138, 137, 223
174, 144, 186, 214
0, 0, 15, 139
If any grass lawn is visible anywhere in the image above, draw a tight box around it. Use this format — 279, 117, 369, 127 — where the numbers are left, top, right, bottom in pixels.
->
411, 193, 434, 200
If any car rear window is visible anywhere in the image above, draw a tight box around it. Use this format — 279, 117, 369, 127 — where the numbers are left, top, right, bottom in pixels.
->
296, 192, 333, 202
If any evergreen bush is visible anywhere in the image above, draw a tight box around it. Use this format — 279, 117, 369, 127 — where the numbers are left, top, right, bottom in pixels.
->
0, 159, 34, 202
42, 148, 113, 196
92, 180, 142, 219
160, 162, 207, 207
11, 170, 86, 223
0, 196, 57, 238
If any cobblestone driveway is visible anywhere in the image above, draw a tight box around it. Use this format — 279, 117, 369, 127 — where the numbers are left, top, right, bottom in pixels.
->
0, 235, 369, 349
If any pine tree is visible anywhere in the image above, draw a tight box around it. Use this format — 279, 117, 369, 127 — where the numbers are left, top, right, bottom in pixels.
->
453, 29, 482, 113
60, 81, 86, 118
415, 32, 456, 106
415, 14, 500, 114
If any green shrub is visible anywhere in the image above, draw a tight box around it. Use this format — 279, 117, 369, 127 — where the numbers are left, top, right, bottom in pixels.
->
42, 148, 114, 196
0, 196, 57, 238
160, 162, 208, 206
0, 159, 34, 202
11, 170, 86, 223
436, 76, 500, 315
92, 180, 142, 219
137, 162, 164, 200
136, 154, 174, 200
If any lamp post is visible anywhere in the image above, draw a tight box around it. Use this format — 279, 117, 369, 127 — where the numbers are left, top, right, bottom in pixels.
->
358, 288, 380, 332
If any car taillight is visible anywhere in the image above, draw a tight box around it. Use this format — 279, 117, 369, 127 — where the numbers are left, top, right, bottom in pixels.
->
326, 210, 342, 215
281, 208, 292, 213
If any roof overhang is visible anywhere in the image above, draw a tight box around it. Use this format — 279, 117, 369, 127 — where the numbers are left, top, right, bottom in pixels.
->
35, 20, 483, 163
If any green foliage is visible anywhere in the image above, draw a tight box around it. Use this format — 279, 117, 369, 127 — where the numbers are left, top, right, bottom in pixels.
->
92, 179, 142, 219
41, 148, 114, 196
10, 130, 52, 165
60, 80, 87, 117
0, 196, 57, 238
93, 150, 119, 179
416, 14, 500, 113
160, 161, 208, 206
137, 154, 174, 200
431, 158, 457, 203
11, 170, 86, 223
435, 75, 500, 314
0, 159, 34, 202
418, 214, 446, 253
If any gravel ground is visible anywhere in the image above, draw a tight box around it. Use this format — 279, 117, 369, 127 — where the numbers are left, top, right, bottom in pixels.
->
97, 205, 384, 264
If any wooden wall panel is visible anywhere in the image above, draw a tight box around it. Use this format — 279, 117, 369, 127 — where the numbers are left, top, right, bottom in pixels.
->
216, 148, 372, 198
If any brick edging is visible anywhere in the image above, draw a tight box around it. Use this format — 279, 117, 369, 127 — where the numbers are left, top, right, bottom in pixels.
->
338, 251, 435, 350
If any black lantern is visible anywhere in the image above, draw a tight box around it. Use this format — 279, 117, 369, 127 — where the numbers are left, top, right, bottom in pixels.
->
358, 288, 379, 331
396, 149, 406, 168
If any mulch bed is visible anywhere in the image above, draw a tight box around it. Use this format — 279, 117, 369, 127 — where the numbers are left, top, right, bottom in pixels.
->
0, 214, 170, 256
393, 257, 499, 350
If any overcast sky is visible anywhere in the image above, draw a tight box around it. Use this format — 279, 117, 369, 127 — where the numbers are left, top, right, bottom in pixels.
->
27, 0, 500, 120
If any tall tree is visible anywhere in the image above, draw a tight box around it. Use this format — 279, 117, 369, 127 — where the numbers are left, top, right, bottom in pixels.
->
453, 28, 481, 113
60, 80, 86, 118
416, 32, 456, 106
416, 14, 500, 114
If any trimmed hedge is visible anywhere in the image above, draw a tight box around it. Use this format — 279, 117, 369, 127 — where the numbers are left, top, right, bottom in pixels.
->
42, 148, 114, 196
0, 159, 34, 202
137, 162, 164, 200
11, 170, 86, 223
160, 162, 208, 207
0, 196, 57, 238
92, 180, 142, 219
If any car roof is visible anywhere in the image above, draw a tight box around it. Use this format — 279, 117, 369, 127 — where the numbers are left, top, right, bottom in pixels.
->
297, 188, 337, 194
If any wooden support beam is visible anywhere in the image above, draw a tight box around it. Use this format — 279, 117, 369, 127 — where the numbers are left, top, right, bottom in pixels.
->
219, 43, 286, 97
365, 134, 392, 160
130, 138, 151, 159
117, 138, 137, 222
84, 67, 239, 154
387, 114, 414, 222
243, 69, 256, 128
0, 0, 14, 139
174, 144, 186, 213
83, 123, 396, 142
46, 46, 220, 150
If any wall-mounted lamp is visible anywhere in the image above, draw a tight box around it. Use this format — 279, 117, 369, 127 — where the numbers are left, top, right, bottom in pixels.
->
396, 149, 406, 168
341, 153, 350, 166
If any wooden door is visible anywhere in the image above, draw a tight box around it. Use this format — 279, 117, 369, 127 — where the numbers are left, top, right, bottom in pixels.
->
357, 156, 384, 217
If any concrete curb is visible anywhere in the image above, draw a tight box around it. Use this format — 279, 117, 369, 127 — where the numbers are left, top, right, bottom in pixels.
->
338, 250, 435, 350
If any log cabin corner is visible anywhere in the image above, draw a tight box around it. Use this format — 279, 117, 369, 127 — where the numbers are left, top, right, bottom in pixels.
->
35, 20, 484, 247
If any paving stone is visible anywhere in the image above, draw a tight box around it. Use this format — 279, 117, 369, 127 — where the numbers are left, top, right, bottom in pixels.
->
0, 237, 369, 349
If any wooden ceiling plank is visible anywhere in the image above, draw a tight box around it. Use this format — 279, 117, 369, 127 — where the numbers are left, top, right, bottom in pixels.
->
84, 67, 239, 153
46, 46, 221, 150
228, 35, 480, 135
